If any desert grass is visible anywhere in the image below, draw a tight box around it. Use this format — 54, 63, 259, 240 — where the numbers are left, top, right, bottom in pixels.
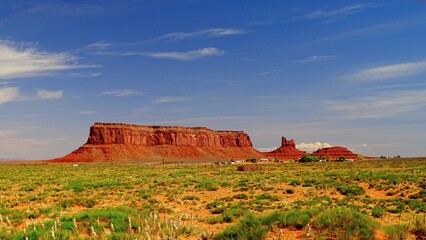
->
0, 158, 425, 239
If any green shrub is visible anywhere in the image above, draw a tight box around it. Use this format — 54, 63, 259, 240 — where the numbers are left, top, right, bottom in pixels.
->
213, 214, 268, 240
408, 190, 426, 200
221, 212, 235, 223
196, 181, 218, 191
233, 193, 248, 200
256, 192, 280, 201
299, 154, 318, 163
207, 200, 226, 214
182, 195, 200, 201
411, 220, 426, 239
64, 181, 84, 193
406, 199, 426, 212
372, 205, 385, 218
384, 224, 409, 240
315, 207, 377, 240
227, 205, 247, 218
289, 179, 301, 185
282, 209, 309, 229
337, 185, 365, 196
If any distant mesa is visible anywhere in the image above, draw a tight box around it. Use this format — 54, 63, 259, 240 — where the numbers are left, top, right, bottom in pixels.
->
312, 146, 358, 160
50, 122, 363, 162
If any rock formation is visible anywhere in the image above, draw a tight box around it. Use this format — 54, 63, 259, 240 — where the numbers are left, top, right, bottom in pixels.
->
50, 122, 365, 162
51, 122, 262, 162
263, 136, 306, 160
311, 146, 358, 160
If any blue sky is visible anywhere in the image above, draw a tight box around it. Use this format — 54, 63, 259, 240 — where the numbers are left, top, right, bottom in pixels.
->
1, 0, 426, 159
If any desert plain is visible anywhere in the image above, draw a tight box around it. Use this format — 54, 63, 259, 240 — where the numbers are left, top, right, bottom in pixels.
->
0, 158, 425, 239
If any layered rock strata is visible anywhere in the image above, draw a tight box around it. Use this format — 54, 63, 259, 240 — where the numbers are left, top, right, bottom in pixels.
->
52, 122, 262, 162
51, 123, 364, 162
311, 146, 358, 160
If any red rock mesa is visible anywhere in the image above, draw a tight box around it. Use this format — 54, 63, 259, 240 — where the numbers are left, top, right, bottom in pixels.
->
311, 146, 358, 160
51, 122, 262, 162
50, 122, 363, 162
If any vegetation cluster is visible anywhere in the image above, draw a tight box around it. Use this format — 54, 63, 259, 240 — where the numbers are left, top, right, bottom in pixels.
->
0, 158, 425, 239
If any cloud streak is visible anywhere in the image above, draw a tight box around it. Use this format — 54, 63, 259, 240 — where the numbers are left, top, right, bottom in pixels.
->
302, 4, 373, 20
255, 69, 282, 77
98, 89, 141, 97
79, 110, 95, 115
82, 27, 246, 51
35, 89, 63, 100
142, 47, 224, 61
91, 47, 224, 61
0, 87, 20, 105
1, 87, 66, 105
147, 28, 247, 42
0, 40, 95, 79
257, 147, 278, 152
326, 89, 426, 119
152, 97, 190, 104
347, 61, 426, 81
293, 55, 337, 63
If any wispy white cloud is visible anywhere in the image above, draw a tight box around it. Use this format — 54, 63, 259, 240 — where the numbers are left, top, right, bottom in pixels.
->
257, 147, 278, 152
369, 82, 426, 90
302, 4, 373, 20
255, 69, 282, 77
1, 87, 66, 105
297, 142, 332, 153
36, 89, 63, 100
311, 22, 402, 43
68, 72, 102, 78
0, 87, 20, 105
0, 130, 13, 138
83, 27, 245, 51
98, 89, 142, 97
149, 116, 257, 125
346, 61, 426, 81
83, 40, 112, 51
0, 40, 95, 79
293, 55, 337, 63
26, 2, 108, 16
132, 107, 151, 115
152, 97, 190, 104
150, 28, 247, 42
246, 20, 275, 27
90, 47, 224, 61
79, 110, 95, 115
326, 89, 426, 119
142, 47, 224, 61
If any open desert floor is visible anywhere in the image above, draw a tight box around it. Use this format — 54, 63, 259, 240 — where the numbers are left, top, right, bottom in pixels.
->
0, 158, 425, 239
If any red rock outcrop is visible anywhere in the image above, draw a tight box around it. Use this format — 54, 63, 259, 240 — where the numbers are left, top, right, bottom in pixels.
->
263, 136, 306, 160
51, 122, 262, 162
311, 146, 358, 160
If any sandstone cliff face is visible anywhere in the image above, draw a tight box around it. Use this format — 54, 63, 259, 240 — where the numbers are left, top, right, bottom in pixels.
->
52, 122, 261, 162
311, 146, 358, 160
87, 122, 253, 147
